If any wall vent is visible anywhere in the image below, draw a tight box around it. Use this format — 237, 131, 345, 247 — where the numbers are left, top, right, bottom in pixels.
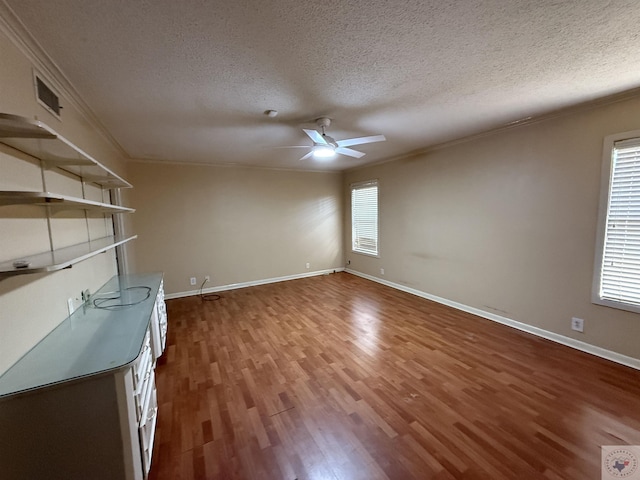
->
34, 74, 62, 118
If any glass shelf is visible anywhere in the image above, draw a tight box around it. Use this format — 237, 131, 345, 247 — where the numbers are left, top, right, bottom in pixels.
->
0, 113, 132, 189
0, 191, 135, 214
0, 272, 163, 398
0, 235, 137, 280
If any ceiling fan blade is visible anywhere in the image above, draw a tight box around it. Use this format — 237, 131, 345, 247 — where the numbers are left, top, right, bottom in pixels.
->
299, 151, 314, 161
336, 147, 365, 158
303, 129, 327, 144
336, 134, 386, 148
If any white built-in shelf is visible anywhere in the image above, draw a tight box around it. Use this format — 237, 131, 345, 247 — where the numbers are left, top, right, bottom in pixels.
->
0, 235, 137, 280
0, 191, 135, 214
0, 113, 136, 280
0, 113, 132, 189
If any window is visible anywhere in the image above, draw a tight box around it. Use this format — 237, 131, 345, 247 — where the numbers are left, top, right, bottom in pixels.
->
351, 180, 379, 256
593, 133, 640, 313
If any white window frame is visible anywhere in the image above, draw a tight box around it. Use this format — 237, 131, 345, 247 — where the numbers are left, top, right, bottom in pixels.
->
592, 130, 640, 313
351, 179, 379, 257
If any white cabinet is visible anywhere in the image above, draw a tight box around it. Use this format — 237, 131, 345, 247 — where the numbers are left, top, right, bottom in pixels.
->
0, 273, 166, 480
0, 364, 143, 479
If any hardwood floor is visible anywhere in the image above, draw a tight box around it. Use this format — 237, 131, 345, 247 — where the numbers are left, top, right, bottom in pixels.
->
149, 272, 640, 480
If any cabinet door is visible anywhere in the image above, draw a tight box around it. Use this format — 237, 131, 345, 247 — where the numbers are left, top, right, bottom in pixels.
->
150, 282, 167, 360
0, 372, 143, 480
138, 374, 158, 476
132, 329, 154, 423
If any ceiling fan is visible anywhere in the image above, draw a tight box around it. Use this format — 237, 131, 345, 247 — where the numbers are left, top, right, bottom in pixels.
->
283, 117, 386, 161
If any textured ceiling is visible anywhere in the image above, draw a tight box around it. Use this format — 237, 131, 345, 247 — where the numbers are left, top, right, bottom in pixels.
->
4, 0, 640, 171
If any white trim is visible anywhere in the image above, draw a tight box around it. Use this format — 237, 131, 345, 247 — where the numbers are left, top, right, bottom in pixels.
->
346, 269, 640, 371
164, 268, 345, 300
345, 88, 640, 173
350, 179, 378, 189
351, 179, 379, 256
351, 248, 380, 257
128, 157, 343, 175
592, 130, 640, 314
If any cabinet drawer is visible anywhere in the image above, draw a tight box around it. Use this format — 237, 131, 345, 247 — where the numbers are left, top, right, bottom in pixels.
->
151, 283, 168, 359
133, 329, 154, 423
134, 371, 154, 424
139, 374, 158, 476
133, 329, 152, 389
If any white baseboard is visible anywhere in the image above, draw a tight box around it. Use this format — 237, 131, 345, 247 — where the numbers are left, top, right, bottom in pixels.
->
164, 268, 345, 300
345, 269, 640, 371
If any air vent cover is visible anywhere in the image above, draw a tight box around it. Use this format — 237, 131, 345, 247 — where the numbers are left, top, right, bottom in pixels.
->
35, 75, 61, 117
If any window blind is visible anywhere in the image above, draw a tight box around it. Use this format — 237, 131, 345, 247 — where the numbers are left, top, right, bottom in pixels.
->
600, 138, 640, 306
351, 180, 378, 255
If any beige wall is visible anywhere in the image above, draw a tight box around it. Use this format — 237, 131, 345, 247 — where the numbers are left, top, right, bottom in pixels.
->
3, 7, 638, 374
0, 29, 130, 374
127, 162, 343, 295
345, 96, 640, 360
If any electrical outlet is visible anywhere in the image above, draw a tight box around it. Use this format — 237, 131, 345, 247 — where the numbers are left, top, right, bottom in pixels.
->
190, 277, 197, 286
347, 260, 351, 265
81, 289, 90, 303
306, 262, 310, 269
205, 275, 210, 283
380, 268, 385, 275
571, 317, 584, 332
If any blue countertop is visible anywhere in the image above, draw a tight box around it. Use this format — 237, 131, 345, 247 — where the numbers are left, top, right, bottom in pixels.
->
0, 272, 163, 398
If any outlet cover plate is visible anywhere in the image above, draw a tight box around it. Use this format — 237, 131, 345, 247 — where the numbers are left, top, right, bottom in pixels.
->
571, 317, 584, 332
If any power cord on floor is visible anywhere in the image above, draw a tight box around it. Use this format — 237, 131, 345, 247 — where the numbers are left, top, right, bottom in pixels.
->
199, 278, 221, 302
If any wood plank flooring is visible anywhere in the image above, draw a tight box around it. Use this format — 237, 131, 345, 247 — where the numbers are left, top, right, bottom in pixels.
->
149, 272, 640, 480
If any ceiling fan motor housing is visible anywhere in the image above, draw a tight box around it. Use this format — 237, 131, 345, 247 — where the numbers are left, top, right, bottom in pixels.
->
294, 117, 385, 161
315, 117, 337, 145
321, 135, 337, 147
316, 117, 331, 128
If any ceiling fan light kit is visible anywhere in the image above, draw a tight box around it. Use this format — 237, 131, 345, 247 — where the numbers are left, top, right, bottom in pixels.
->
286, 117, 386, 162
313, 144, 336, 158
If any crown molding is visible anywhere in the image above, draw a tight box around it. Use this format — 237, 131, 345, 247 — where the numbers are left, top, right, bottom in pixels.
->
0, 1, 129, 158
348, 86, 640, 172
129, 157, 345, 175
